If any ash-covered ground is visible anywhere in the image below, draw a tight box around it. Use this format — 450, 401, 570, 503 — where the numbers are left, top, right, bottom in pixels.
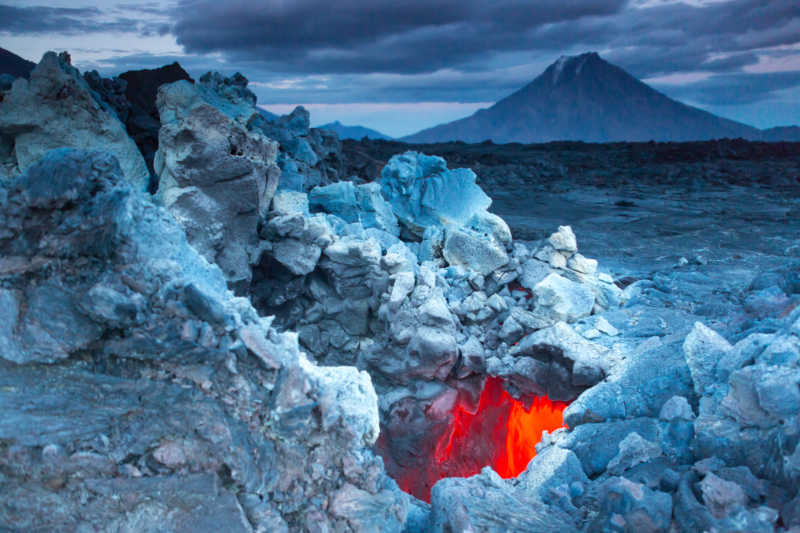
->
1, 52, 799, 533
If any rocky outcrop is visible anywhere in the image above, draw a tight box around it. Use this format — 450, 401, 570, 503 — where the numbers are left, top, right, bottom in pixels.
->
120, 63, 193, 180
431, 305, 800, 532
252, 153, 621, 501
250, 105, 344, 192
378, 151, 512, 275
153, 74, 344, 194
0, 149, 408, 532
0, 52, 149, 190
4, 54, 798, 532
154, 80, 281, 290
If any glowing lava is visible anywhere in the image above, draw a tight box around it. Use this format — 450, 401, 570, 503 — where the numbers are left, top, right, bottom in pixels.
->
384, 376, 568, 502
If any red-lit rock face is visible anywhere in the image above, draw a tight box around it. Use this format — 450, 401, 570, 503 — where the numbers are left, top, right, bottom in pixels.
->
380, 376, 567, 502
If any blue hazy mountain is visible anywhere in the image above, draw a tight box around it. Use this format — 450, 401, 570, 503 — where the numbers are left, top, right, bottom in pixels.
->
319, 120, 393, 140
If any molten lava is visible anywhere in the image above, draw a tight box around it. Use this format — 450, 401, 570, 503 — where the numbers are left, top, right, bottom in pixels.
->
384, 376, 567, 502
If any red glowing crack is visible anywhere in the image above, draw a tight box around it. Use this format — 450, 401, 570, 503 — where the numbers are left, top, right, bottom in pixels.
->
392, 376, 568, 502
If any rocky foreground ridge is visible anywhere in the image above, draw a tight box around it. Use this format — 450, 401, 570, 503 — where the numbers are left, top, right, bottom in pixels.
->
0, 52, 799, 532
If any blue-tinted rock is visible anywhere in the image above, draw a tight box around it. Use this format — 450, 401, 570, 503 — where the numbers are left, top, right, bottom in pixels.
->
684, 322, 732, 395
0, 147, 405, 531
587, 477, 672, 533
533, 273, 595, 323
556, 418, 660, 476
519, 446, 588, 507
380, 151, 491, 237
309, 181, 399, 236
565, 340, 693, 426
0, 52, 149, 190
442, 225, 509, 276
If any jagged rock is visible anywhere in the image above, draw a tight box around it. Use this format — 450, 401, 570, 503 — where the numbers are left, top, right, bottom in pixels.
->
503, 321, 607, 401
548, 225, 578, 254
699, 472, 748, 519
0, 52, 149, 189
251, 106, 343, 192
309, 181, 399, 236
533, 273, 595, 323
271, 189, 310, 215
120, 63, 193, 178
606, 432, 664, 475
429, 468, 577, 533
659, 396, 695, 421
379, 151, 491, 237
518, 446, 588, 509
0, 148, 406, 531
587, 477, 672, 533
271, 239, 322, 276
196, 71, 257, 122
442, 225, 509, 276
563, 339, 692, 426
684, 321, 733, 395
567, 253, 597, 274
154, 91, 280, 288
81, 63, 195, 190
520, 258, 552, 290
83, 69, 131, 122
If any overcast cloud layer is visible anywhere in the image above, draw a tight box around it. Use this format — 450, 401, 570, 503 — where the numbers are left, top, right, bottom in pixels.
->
2, 0, 799, 135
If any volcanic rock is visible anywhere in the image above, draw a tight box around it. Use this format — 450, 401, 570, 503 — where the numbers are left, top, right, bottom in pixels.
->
154, 85, 281, 289
380, 151, 491, 237
0, 47, 35, 79
0, 52, 149, 189
0, 148, 407, 531
684, 321, 733, 395
309, 180, 399, 236
533, 273, 595, 323
250, 105, 344, 192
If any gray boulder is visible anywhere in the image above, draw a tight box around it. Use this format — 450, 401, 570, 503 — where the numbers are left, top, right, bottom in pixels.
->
429, 468, 578, 533
0, 51, 149, 190
587, 477, 673, 533
309, 180, 399, 236
506, 321, 608, 401
155, 89, 280, 289
442, 224, 509, 276
533, 273, 595, 323
684, 321, 733, 395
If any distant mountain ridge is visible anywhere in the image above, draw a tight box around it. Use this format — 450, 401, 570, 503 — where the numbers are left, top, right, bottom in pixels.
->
404, 53, 796, 144
0, 47, 36, 79
761, 126, 800, 142
319, 120, 393, 140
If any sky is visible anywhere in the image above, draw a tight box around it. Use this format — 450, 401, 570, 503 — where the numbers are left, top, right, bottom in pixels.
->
2, 0, 800, 137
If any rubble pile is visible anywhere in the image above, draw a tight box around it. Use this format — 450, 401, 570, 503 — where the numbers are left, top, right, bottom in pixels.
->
1, 51, 798, 532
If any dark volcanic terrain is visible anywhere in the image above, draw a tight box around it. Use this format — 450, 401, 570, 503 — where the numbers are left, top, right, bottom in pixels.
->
344, 137, 800, 337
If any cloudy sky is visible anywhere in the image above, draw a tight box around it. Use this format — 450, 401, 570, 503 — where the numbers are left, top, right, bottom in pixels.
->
2, 0, 799, 137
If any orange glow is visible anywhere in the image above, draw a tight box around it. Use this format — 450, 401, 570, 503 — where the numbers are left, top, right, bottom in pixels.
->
502, 395, 567, 478
390, 376, 567, 502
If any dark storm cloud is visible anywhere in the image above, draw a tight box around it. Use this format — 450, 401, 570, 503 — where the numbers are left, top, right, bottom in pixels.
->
172, 0, 627, 74
655, 70, 800, 106
0, 4, 138, 34
168, 0, 800, 79
5, 0, 798, 126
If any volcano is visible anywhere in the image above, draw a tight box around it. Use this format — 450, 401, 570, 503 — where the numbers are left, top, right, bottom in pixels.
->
403, 52, 762, 144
